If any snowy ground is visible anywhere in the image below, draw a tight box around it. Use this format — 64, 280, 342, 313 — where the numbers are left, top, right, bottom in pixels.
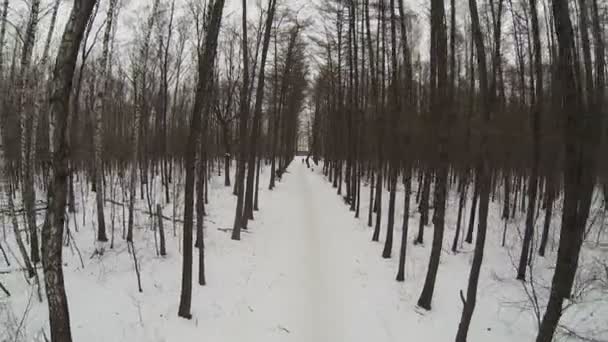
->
1, 161, 607, 341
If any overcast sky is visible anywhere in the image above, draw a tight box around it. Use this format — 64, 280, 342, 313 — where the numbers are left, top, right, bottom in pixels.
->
3, 0, 431, 70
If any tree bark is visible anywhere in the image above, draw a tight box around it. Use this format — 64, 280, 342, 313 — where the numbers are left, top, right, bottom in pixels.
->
127, 0, 159, 243
179, 0, 225, 319
0, 0, 9, 74
41, 1, 97, 341
518, 0, 542, 280
455, 0, 493, 335
92, 0, 117, 246
231, 0, 250, 240
417, 0, 449, 310
396, 169, 411, 281
536, 0, 604, 338
19, 0, 41, 265
243, 0, 277, 226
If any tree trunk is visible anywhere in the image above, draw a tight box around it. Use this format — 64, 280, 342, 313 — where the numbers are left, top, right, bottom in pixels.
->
157, 204, 166, 256
415, 170, 431, 244
128, 0, 159, 243
92, 0, 117, 246
536, 0, 603, 338
455, 0, 493, 334
417, 0, 449, 310
382, 0, 401, 259
518, 0, 542, 280
372, 167, 382, 241
396, 169, 411, 281
465, 178, 478, 243
179, 0, 225, 319
232, 0, 250, 240
538, 175, 554, 256
452, 175, 467, 252
41, 1, 97, 341
0, 0, 9, 74
243, 0, 277, 226
19, 0, 41, 265
367, 171, 374, 227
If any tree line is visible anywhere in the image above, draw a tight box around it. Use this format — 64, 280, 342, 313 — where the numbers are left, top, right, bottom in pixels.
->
0, 0, 307, 340
310, 0, 605, 341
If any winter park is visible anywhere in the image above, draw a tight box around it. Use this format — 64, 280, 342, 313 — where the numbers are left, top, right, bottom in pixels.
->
0, 0, 607, 341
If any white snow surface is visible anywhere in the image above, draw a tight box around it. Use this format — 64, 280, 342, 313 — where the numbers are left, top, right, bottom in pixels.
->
1, 161, 607, 341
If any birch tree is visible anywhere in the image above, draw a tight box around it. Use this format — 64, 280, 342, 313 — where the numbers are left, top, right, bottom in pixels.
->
42, 1, 98, 340
92, 0, 118, 249
19, 0, 41, 265
179, 0, 226, 319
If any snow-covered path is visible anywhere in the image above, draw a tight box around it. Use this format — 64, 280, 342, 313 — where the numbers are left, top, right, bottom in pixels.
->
208, 162, 405, 342
202, 162, 535, 342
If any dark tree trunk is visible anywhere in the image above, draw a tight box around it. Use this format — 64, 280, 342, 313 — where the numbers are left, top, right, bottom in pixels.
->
415, 171, 431, 244
455, 0, 493, 335
243, 0, 277, 226
396, 169, 411, 281
41, 1, 97, 340
382, 0, 401, 259
518, 0, 543, 281
254, 150, 261, 211
536, 0, 603, 338
465, 179, 478, 243
368, 171, 374, 227
452, 175, 467, 252
178, 0, 225, 319
372, 167, 382, 241
417, 0, 449, 309
502, 172, 510, 219
538, 175, 554, 256
157, 204, 166, 256
231, 0, 250, 240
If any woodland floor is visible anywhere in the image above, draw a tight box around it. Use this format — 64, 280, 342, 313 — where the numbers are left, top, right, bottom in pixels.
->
1, 161, 607, 341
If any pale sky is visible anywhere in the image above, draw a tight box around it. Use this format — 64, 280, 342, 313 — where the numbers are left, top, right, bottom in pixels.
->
4, 0, 431, 71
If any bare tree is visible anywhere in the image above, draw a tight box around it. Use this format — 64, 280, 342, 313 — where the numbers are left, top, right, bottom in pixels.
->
456, 0, 497, 337
179, 0, 226, 319
243, 0, 278, 228
41, 1, 98, 340
517, 0, 542, 280
19, 0, 41, 265
92, 0, 118, 250
417, 0, 449, 310
536, 0, 605, 339
231, 0, 251, 240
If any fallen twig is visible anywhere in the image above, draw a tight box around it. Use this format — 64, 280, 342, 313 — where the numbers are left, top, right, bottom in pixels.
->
0, 280, 9, 296
217, 228, 251, 234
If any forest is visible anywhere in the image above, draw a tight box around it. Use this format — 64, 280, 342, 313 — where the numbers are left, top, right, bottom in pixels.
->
0, 0, 607, 341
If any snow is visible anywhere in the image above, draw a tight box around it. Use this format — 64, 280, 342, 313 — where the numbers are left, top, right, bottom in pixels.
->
1, 161, 607, 341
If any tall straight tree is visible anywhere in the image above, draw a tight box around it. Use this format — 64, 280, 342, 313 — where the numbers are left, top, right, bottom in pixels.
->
127, 0, 160, 242
92, 0, 118, 248
41, 1, 98, 340
536, 0, 604, 339
518, 0, 542, 280
417, 0, 449, 310
455, 0, 494, 336
19, 0, 41, 265
38, 0, 61, 170
232, 0, 250, 240
243, 0, 277, 226
179, 0, 226, 319
372, 0, 386, 243
381, 0, 401, 259
396, 0, 413, 282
